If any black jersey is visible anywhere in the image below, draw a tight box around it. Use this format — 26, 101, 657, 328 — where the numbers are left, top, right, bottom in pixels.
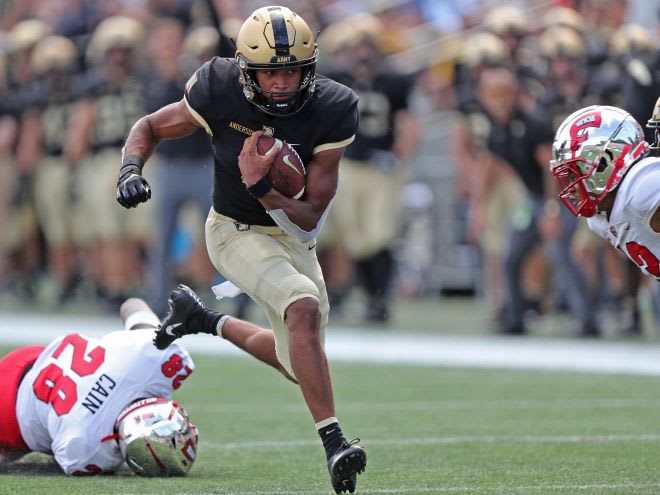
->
23, 77, 77, 157
77, 69, 145, 151
184, 57, 359, 225
538, 86, 599, 134
486, 108, 554, 199
327, 70, 411, 160
623, 52, 660, 142
457, 96, 493, 156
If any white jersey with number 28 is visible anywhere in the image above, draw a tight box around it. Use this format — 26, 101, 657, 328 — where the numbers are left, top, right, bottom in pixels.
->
15, 328, 194, 475
587, 156, 660, 280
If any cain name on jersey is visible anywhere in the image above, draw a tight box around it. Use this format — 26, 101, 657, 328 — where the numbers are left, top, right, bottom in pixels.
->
15, 329, 194, 475
184, 57, 359, 226
587, 156, 660, 279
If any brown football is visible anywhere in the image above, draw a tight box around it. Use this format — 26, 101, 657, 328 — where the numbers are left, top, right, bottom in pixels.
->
256, 135, 305, 199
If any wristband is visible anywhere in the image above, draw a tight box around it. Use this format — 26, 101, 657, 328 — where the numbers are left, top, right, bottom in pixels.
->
246, 176, 272, 199
119, 155, 146, 183
122, 154, 145, 171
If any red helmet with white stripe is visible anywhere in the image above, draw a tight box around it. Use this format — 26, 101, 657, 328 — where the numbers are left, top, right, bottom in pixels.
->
550, 105, 648, 217
115, 397, 198, 476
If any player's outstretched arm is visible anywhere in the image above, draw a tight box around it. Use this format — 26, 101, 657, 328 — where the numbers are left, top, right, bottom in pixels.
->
117, 99, 202, 209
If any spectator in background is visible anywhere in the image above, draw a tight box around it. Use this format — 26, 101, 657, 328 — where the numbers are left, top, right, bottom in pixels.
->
143, 19, 216, 317
0, 37, 18, 296
3, 19, 51, 302
620, 23, 660, 332
319, 13, 420, 323
482, 4, 545, 111
65, 16, 150, 308
580, 0, 630, 68
475, 67, 599, 336
454, 31, 521, 326
535, 24, 610, 326
14, 35, 81, 306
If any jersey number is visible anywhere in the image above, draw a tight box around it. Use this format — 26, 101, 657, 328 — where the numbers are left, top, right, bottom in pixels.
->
161, 353, 192, 390
32, 334, 106, 416
626, 241, 660, 278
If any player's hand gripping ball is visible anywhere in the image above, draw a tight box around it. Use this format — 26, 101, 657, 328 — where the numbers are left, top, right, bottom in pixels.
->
257, 135, 305, 199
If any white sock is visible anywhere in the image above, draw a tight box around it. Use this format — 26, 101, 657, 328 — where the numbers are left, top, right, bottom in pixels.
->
315, 416, 338, 431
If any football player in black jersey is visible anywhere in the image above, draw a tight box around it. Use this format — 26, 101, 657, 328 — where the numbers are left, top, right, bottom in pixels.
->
116, 6, 366, 494
67, 16, 149, 307
17, 35, 80, 306
318, 14, 419, 323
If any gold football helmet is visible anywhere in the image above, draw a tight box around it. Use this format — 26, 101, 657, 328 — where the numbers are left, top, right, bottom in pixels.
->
483, 5, 528, 37
540, 7, 585, 33
86, 16, 145, 64
9, 19, 52, 53
610, 24, 654, 58
539, 26, 586, 60
31, 36, 78, 75
235, 5, 317, 116
459, 32, 509, 69
182, 26, 219, 58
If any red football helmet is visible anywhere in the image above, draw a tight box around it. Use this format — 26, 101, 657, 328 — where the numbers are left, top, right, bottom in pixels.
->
550, 105, 648, 217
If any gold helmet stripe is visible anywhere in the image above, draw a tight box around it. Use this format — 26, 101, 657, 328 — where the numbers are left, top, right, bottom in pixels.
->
267, 7, 290, 57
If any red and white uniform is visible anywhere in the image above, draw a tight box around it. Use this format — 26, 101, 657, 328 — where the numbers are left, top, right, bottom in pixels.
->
588, 156, 660, 280
13, 328, 194, 475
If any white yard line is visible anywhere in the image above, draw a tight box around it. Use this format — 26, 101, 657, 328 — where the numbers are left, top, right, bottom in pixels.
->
156, 482, 660, 495
3, 313, 660, 375
192, 397, 660, 414
199, 433, 660, 451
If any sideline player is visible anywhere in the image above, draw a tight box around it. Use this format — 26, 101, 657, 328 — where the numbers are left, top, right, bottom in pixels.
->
550, 104, 660, 280
116, 6, 366, 493
0, 297, 198, 476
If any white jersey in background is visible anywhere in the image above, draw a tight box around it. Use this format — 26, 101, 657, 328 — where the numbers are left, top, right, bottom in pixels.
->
15, 328, 194, 475
588, 156, 660, 280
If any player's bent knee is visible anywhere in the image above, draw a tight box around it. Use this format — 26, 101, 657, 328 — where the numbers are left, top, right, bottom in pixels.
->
285, 297, 321, 331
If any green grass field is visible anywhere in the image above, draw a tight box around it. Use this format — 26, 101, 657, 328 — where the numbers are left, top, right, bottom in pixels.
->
2, 347, 660, 495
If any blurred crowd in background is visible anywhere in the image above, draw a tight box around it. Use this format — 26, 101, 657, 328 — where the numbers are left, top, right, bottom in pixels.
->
0, 0, 659, 338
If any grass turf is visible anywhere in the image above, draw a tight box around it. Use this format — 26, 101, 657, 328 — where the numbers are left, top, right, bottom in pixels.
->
1, 349, 660, 495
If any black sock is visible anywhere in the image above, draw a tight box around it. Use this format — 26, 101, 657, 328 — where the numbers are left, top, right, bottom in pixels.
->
189, 308, 224, 335
318, 422, 346, 460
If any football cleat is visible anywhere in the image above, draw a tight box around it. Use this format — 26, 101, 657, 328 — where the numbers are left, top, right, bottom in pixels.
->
153, 285, 205, 350
327, 439, 367, 494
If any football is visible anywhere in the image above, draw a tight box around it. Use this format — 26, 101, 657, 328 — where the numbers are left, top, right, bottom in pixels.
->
256, 135, 306, 199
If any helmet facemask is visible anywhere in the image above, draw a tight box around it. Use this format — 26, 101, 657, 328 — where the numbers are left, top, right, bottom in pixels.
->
237, 53, 318, 116
551, 156, 610, 217
115, 398, 198, 477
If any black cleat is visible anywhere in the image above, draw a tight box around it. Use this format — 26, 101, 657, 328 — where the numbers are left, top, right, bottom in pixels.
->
327, 440, 366, 494
153, 284, 205, 350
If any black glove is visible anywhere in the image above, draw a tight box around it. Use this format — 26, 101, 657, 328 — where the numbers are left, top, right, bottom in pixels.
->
116, 155, 151, 209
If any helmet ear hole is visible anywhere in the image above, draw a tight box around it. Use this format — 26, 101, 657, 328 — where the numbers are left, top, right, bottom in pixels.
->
597, 157, 608, 172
